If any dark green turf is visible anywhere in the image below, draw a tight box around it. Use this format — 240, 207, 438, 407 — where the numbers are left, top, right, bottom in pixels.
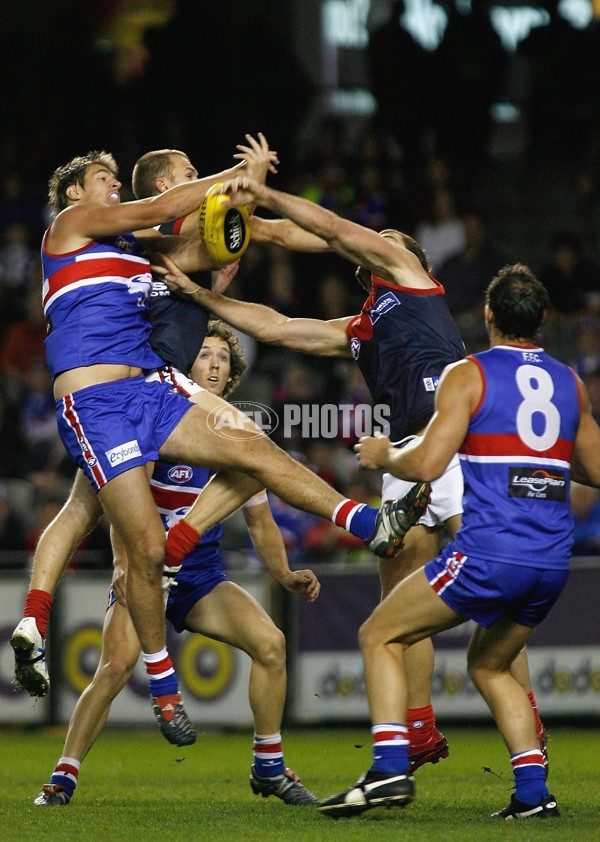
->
1, 726, 598, 841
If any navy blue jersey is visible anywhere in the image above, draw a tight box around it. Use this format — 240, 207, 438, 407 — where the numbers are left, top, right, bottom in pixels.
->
346, 275, 465, 440
456, 345, 580, 568
147, 219, 210, 374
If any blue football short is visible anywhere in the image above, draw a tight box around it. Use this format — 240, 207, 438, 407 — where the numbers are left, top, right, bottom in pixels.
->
57, 375, 193, 491
425, 544, 569, 628
166, 559, 229, 633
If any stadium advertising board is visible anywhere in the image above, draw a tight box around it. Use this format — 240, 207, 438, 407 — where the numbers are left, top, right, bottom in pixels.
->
1, 572, 266, 727
291, 562, 600, 721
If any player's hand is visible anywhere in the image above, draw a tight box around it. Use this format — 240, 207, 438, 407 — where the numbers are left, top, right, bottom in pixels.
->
112, 565, 127, 606
211, 260, 240, 294
279, 569, 321, 602
354, 433, 392, 470
152, 252, 201, 295
233, 132, 279, 182
218, 176, 265, 207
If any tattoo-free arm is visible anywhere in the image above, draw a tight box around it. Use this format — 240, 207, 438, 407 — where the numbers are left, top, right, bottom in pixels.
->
152, 253, 352, 357
242, 500, 321, 601
355, 360, 480, 481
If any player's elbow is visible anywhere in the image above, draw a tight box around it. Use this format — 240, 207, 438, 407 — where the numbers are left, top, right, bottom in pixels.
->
400, 454, 444, 483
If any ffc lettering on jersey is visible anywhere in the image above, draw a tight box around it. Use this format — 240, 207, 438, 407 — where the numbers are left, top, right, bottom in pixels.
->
521, 351, 543, 364
508, 468, 567, 501
105, 439, 141, 466
368, 291, 400, 324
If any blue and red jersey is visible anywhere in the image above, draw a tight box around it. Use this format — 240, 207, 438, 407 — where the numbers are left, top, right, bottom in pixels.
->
150, 460, 222, 569
42, 229, 164, 379
346, 275, 464, 440
455, 345, 581, 568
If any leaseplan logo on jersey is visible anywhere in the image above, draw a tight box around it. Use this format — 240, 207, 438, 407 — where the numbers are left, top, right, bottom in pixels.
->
369, 292, 400, 324
508, 468, 566, 501
105, 439, 142, 466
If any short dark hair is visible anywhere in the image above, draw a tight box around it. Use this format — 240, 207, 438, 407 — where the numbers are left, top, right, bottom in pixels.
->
205, 319, 247, 398
48, 151, 118, 215
132, 149, 187, 199
379, 229, 431, 272
485, 263, 549, 340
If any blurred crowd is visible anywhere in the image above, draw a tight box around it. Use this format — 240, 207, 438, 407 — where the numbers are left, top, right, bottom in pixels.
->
2, 118, 600, 571
2, 1, 600, 571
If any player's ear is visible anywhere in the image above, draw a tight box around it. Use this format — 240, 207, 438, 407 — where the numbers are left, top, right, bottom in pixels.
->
66, 184, 80, 202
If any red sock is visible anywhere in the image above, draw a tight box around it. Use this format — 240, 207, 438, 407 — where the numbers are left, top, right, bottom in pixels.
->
408, 704, 435, 745
23, 589, 53, 638
165, 520, 201, 570
528, 690, 543, 734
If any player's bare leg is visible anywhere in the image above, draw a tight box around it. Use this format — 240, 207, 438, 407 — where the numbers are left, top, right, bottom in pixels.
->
468, 620, 558, 819
318, 568, 459, 818
11, 470, 102, 697
184, 581, 317, 805
99, 467, 195, 746
161, 397, 427, 567
377, 521, 457, 771
34, 600, 140, 806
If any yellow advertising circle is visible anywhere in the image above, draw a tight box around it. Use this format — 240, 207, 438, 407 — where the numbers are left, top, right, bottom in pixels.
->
63, 626, 103, 693
179, 635, 234, 699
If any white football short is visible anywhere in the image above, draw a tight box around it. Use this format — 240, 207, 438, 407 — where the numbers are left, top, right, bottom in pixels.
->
145, 365, 205, 397
381, 435, 463, 528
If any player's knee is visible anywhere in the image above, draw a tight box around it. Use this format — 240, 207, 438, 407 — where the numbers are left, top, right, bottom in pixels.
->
128, 534, 166, 582
98, 656, 135, 695
252, 626, 286, 669
467, 655, 499, 688
358, 616, 380, 654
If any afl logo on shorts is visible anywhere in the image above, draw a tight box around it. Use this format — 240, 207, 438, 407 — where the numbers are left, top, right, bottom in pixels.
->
168, 465, 193, 483
87, 457, 98, 467
350, 337, 361, 360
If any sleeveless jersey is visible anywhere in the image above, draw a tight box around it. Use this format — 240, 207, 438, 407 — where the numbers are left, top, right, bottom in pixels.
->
346, 275, 465, 439
456, 345, 580, 568
150, 460, 222, 568
42, 229, 164, 379
147, 219, 210, 374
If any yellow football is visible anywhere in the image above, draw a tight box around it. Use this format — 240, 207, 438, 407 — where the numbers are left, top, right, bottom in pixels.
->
199, 183, 251, 266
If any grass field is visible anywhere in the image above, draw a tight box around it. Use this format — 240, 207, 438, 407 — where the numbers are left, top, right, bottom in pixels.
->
1, 725, 598, 841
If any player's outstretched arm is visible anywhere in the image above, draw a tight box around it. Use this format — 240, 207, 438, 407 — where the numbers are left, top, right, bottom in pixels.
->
242, 498, 321, 602
153, 253, 352, 357
250, 217, 330, 253
218, 178, 421, 285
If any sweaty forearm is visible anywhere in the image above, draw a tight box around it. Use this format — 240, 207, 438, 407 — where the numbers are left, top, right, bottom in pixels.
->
186, 288, 287, 343
250, 217, 329, 253
257, 186, 340, 243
